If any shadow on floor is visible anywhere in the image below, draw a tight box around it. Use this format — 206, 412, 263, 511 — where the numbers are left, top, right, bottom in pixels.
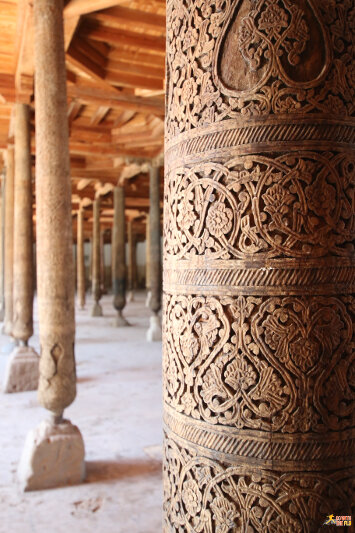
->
85, 458, 162, 484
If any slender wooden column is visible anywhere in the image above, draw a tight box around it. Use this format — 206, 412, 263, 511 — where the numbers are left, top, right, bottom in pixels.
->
0, 176, 5, 322
18, 0, 84, 491
3, 103, 39, 393
164, 1, 354, 529
2, 146, 15, 337
91, 197, 103, 316
147, 165, 162, 341
145, 214, 151, 307
112, 186, 129, 326
100, 229, 106, 293
77, 207, 86, 309
127, 219, 136, 302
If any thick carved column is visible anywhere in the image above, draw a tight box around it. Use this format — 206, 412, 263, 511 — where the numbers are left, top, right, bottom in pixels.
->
77, 207, 86, 309
3, 103, 39, 393
164, 1, 354, 530
112, 186, 129, 326
91, 197, 103, 316
2, 146, 15, 338
127, 219, 136, 302
18, 0, 84, 491
147, 165, 162, 341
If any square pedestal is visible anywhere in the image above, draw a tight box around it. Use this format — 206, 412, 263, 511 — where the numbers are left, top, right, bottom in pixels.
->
3, 346, 39, 393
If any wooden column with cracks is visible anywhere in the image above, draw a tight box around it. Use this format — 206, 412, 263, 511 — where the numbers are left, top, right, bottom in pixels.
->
91, 197, 103, 317
147, 164, 162, 341
3, 103, 39, 393
112, 185, 129, 326
127, 218, 136, 302
18, 0, 85, 492
2, 146, 15, 339
77, 206, 86, 310
163, 0, 354, 530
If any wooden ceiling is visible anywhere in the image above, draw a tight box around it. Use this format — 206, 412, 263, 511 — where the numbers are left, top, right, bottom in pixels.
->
0, 0, 166, 237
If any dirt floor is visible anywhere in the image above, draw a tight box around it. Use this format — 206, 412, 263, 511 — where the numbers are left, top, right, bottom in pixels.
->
0, 292, 163, 533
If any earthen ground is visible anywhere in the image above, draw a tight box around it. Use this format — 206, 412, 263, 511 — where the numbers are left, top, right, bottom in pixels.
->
0, 292, 162, 533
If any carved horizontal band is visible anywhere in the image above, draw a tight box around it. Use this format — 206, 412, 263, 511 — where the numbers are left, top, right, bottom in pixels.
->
164, 404, 355, 472
165, 117, 355, 170
164, 258, 355, 295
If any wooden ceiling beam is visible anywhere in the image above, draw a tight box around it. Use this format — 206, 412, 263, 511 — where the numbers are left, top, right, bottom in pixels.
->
67, 84, 164, 115
85, 24, 165, 53
90, 106, 111, 126
108, 48, 165, 68
106, 60, 164, 80
64, 0, 125, 18
93, 6, 165, 31
105, 70, 164, 91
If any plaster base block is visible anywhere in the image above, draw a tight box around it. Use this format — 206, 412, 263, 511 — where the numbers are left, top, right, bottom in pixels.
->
114, 312, 130, 327
91, 302, 103, 317
3, 346, 39, 393
18, 418, 85, 492
147, 315, 162, 342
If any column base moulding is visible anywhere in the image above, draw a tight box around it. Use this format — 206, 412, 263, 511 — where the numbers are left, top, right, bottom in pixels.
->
18, 418, 85, 492
91, 302, 103, 317
3, 345, 39, 393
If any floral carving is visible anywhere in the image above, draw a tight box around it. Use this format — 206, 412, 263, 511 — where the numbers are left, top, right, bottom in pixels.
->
165, 153, 354, 260
166, 0, 354, 136
163, 437, 354, 532
164, 294, 354, 432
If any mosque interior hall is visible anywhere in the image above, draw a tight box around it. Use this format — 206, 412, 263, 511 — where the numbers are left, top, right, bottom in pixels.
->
0, 0, 353, 532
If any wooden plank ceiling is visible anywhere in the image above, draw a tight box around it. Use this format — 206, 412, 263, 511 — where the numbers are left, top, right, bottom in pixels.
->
0, 0, 166, 238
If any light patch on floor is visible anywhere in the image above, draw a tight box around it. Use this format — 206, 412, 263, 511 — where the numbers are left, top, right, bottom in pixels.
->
0, 292, 163, 533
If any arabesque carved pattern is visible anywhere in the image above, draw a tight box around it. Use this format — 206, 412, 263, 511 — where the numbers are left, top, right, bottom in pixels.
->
163, 294, 354, 433
164, 152, 354, 260
163, 436, 354, 533
166, 0, 354, 137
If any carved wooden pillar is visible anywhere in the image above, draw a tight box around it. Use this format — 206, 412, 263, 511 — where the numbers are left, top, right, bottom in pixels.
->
77, 207, 86, 309
100, 229, 106, 294
145, 213, 151, 307
91, 197, 103, 316
112, 186, 129, 326
18, 0, 84, 491
0, 174, 6, 322
3, 103, 39, 393
2, 146, 15, 337
147, 165, 162, 341
127, 219, 136, 302
164, 1, 354, 530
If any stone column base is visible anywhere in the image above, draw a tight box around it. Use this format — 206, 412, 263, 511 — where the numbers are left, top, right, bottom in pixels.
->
3, 345, 39, 393
145, 290, 152, 308
147, 314, 162, 342
18, 418, 85, 492
114, 311, 130, 327
91, 302, 103, 317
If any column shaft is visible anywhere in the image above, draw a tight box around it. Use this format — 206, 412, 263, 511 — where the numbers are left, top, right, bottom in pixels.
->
145, 214, 151, 292
77, 208, 85, 309
34, 0, 75, 414
92, 198, 100, 301
113, 187, 126, 312
148, 166, 161, 315
0, 177, 5, 321
164, 1, 354, 530
12, 103, 34, 343
3, 146, 15, 336
127, 219, 137, 295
